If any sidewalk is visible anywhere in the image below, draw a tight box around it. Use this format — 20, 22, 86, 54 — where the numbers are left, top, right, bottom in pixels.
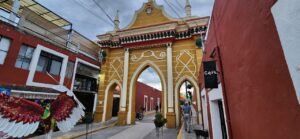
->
181, 106, 205, 139
144, 127, 178, 139
30, 118, 117, 139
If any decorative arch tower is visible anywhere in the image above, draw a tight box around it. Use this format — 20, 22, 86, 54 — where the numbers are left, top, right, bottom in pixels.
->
95, 0, 209, 128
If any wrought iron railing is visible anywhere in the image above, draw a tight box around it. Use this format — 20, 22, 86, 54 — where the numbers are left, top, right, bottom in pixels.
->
0, 7, 100, 60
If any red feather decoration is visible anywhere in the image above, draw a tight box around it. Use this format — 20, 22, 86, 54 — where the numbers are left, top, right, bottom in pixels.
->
0, 93, 43, 124
51, 93, 76, 121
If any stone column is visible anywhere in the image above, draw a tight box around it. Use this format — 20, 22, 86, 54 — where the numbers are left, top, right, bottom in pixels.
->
118, 48, 129, 125
166, 43, 176, 128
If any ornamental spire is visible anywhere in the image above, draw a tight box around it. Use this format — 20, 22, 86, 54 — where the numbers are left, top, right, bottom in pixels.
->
185, 0, 191, 17
114, 10, 120, 31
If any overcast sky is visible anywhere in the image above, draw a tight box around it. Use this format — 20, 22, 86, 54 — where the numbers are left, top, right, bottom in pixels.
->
36, 0, 214, 91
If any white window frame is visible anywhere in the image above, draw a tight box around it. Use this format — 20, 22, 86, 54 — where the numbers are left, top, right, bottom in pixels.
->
150, 97, 154, 111
144, 95, 148, 112
26, 44, 68, 88
70, 58, 100, 91
0, 36, 11, 65
15, 44, 34, 70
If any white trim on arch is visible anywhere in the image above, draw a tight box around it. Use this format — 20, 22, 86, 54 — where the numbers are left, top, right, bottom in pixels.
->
174, 75, 201, 127
102, 79, 122, 122
127, 60, 167, 124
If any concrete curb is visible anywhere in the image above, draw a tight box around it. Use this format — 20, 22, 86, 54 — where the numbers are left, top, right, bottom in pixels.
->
56, 122, 117, 139
177, 124, 183, 139
144, 111, 156, 116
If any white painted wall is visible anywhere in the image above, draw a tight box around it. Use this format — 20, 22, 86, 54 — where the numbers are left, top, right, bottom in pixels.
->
208, 84, 229, 139
210, 100, 222, 139
201, 89, 209, 130
272, 0, 300, 104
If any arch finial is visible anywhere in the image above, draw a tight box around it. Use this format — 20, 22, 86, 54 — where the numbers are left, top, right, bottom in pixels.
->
185, 0, 191, 17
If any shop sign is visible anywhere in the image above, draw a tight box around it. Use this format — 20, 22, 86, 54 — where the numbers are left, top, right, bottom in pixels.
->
0, 87, 10, 96
203, 61, 218, 88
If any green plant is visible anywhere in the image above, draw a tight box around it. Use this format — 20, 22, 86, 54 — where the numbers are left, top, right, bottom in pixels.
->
153, 112, 167, 128
187, 84, 193, 89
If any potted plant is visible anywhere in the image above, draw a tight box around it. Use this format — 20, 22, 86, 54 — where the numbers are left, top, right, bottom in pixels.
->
153, 112, 167, 138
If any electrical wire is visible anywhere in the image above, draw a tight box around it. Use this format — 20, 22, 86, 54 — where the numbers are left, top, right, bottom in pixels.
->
91, 0, 115, 25
73, 0, 114, 27
175, 0, 184, 9
167, 0, 183, 12
163, 0, 182, 18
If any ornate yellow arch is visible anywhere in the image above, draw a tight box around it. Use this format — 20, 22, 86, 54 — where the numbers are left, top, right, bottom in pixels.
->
95, 0, 209, 128
174, 75, 201, 127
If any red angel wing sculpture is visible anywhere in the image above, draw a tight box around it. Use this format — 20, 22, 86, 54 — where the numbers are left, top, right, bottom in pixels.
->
0, 93, 44, 138
50, 85, 85, 132
51, 93, 84, 132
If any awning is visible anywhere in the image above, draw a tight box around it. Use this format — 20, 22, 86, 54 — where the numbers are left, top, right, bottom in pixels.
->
12, 90, 58, 100
0, 0, 71, 27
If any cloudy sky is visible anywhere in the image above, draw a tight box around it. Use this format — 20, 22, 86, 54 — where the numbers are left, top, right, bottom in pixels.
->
36, 0, 214, 90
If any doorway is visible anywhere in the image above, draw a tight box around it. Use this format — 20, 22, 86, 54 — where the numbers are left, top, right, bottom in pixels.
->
112, 96, 120, 117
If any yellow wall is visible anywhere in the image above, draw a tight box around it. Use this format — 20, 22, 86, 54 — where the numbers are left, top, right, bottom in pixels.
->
128, 2, 172, 29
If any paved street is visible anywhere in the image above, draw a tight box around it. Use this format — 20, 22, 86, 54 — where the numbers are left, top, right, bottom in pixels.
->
76, 113, 178, 139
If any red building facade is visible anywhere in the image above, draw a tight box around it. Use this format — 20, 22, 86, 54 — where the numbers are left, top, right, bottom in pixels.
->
135, 82, 162, 113
200, 0, 300, 138
0, 1, 101, 119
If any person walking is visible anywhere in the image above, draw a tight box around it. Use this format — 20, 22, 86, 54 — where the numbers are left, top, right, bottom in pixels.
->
182, 101, 192, 133
155, 105, 159, 113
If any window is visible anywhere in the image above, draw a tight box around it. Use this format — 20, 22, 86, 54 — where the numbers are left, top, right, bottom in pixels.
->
65, 61, 75, 79
15, 44, 34, 69
36, 51, 63, 75
74, 74, 97, 92
0, 36, 11, 64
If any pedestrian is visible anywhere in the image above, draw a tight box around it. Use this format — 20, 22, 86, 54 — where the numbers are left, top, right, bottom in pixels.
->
139, 105, 145, 113
182, 101, 192, 133
159, 103, 161, 112
155, 105, 158, 113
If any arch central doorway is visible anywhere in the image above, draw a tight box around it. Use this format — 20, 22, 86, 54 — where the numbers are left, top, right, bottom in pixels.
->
135, 67, 162, 121
127, 61, 167, 124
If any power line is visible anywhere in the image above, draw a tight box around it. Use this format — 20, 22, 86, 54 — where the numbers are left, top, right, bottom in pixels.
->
91, 0, 115, 25
163, 0, 182, 19
73, 0, 114, 27
167, 0, 183, 12
175, 0, 184, 9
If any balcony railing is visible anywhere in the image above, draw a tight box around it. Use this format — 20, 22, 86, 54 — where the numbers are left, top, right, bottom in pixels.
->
0, 7, 100, 60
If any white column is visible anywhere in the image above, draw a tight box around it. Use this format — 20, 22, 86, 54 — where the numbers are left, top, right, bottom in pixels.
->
120, 48, 129, 111
167, 44, 174, 112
